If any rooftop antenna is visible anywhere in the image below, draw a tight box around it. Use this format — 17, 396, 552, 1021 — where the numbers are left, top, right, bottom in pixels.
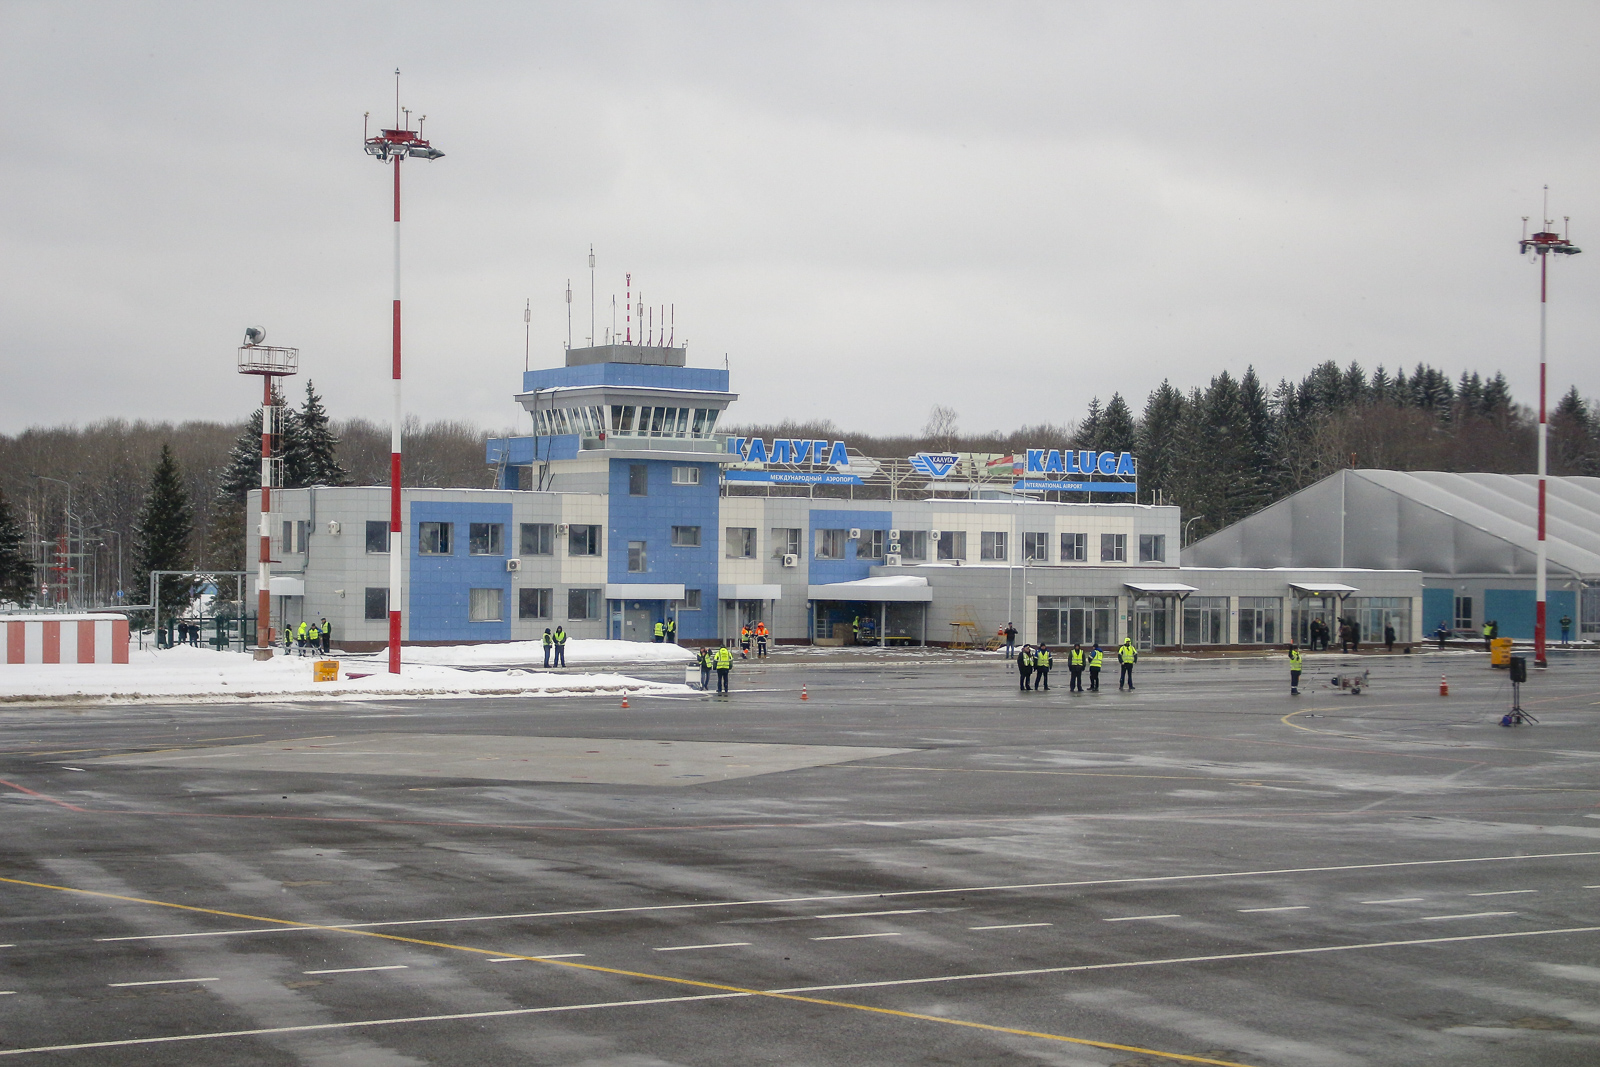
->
588, 245, 596, 347
625, 273, 632, 344
669, 303, 675, 347
564, 279, 572, 350
610, 293, 616, 343
523, 299, 531, 371
647, 305, 653, 346
394, 67, 400, 127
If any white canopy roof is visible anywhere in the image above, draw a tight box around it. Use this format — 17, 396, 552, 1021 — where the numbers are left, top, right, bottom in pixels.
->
1289, 582, 1360, 594
808, 575, 933, 602
1125, 582, 1199, 594
604, 583, 686, 600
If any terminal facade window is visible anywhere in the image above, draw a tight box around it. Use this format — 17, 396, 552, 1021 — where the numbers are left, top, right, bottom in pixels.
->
1023, 532, 1049, 562
282, 520, 310, 554
726, 527, 758, 559
899, 530, 928, 561
980, 531, 1008, 562
671, 466, 701, 485
771, 528, 802, 558
1101, 533, 1127, 563
1237, 597, 1279, 643
518, 587, 552, 619
469, 523, 504, 555
679, 589, 702, 610
419, 522, 452, 555
1454, 595, 1473, 630
469, 588, 504, 622
568, 588, 601, 620
1138, 534, 1166, 563
1060, 532, 1086, 562
520, 523, 554, 555
815, 529, 847, 560
858, 530, 885, 560
628, 541, 648, 572
936, 531, 966, 561
1037, 596, 1116, 646
364, 587, 388, 620
1184, 596, 1228, 644
568, 524, 602, 556
366, 521, 389, 554
1351, 597, 1411, 645
671, 525, 701, 548
629, 464, 649, 496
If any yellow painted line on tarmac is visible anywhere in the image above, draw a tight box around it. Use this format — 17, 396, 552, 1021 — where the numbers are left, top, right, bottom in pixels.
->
0, 874, 1260, 1067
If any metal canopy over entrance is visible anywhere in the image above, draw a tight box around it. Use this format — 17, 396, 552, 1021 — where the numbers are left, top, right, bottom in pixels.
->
807, 577, 931, 646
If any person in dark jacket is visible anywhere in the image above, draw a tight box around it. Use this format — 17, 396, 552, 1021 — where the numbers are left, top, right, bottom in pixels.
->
1016, 644, 1034, 691
1067, 643, 1086, 692
1033, 645, 1051, 690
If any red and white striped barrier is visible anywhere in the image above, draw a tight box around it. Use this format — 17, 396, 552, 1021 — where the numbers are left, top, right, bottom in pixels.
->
3, 615, 129, 665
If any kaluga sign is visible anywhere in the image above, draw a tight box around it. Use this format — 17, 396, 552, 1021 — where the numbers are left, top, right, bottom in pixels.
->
727, 437, 850, 467
1026, 449, 1136, 476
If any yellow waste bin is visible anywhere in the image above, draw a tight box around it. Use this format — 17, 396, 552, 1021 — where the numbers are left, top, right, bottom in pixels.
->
313, 659, 340, 682
1489, 637, 1513, 667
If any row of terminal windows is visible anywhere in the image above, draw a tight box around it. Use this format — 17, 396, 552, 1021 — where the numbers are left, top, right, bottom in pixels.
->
364, 519, 1164, 565
362, 587, 703, 623
719, 528, 1166, 563
533, 406, 722, 439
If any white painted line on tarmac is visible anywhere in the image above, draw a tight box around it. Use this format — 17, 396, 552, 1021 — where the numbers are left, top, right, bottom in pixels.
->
813, 909, 927, 919
1420, 911, 1516, 921
768, 924, 1600, 995
1468, 889, 1537, 896
969, 922, 1052, 930
811, 932, 902, 941
302, 965, 408, 975
488, 954, 584, 962
1103, 914, 1180, 922
1360, 898, 1423, 904
0, 945, 13, 949
0, 992, 15, 996
1238, 906, 1309, 913
0, 992, 751, 1055
107, 977, 219, 987
89, 849, 1600, 944
653, 943, 751, 952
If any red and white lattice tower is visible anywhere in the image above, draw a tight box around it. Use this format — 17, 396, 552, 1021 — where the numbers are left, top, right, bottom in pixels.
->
363, 71, 445, 674
237, 332, 298, 656
1518, 195, 1581, 668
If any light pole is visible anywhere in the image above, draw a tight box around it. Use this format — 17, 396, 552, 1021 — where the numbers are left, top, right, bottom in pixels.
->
1519, 201, 1580, 668
237, 329, 298, 655
364, 71, 445, 675
31, 474, 73, 608
1182, 515, 1206, 548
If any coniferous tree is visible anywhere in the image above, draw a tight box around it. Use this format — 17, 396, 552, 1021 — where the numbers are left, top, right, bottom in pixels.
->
0, 491, 35, 607
1075, 398, 1104, 451
132, 444, 197, 616
1238, 366, 1276, 506
287, 379, 349, 487
1136, 381, 1186, 503
1097, 393, 1137, 455
218, 383, 288, 504
1552, 386, 1600, 476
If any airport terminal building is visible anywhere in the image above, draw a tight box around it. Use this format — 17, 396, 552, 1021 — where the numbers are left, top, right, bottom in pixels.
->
249, 344, 1422, 651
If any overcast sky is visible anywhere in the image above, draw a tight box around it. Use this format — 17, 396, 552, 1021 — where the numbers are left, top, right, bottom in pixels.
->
3, 2, 1598, 439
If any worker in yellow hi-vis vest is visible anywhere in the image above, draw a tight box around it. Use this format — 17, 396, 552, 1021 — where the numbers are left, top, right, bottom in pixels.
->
1117, 638, 1138, 691
1087, 645, 1104, 692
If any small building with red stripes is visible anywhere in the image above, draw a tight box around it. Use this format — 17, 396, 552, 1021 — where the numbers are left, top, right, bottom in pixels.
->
3, 615, 130, 665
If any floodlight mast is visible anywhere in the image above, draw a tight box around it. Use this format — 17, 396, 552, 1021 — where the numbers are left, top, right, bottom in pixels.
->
1518, 198, 1580, 669
364, 72, 445, 675
236, 332, 298, 658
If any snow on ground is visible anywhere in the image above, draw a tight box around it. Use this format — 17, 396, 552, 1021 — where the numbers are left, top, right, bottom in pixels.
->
0, 644, 691, 705
385, 639, 695, 667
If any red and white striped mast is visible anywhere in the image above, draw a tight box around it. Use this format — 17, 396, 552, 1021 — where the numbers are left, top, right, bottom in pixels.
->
364, 70, 444, 674
1518, 191, 1580, 669
236, 328, 297, 659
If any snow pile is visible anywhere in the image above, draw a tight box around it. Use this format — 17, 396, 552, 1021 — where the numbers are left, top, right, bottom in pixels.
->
0, 644, 691, 705
386, 639, 695, 667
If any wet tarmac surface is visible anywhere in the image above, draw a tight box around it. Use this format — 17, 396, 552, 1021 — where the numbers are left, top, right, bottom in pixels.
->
0, 648, 1596, 1065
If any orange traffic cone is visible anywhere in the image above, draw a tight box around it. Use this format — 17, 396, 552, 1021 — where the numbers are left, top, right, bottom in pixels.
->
1439, 675, 1448, 697
621, 696, 630, 708
800, 684, 808, 700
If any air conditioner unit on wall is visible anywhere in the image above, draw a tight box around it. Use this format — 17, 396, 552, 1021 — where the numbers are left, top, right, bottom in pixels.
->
888, 529, 900, 540
929, 530, 941, 540
556, 523, 569, 534
885, 553, 902, 566
506, 558, 521, 572
849, 528, 862, 539
782, 554, 798, 568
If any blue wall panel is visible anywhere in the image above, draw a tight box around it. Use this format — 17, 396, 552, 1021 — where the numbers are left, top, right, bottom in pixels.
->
1422, 588, 1453, 634
524, 364, 730, 392
807, 508, 894, 585
409, 501, 513, 642
605, 459, 722, 641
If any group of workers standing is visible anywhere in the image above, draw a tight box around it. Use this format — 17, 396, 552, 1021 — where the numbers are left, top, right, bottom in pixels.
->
1013, 636, 1138, 693
282, 618, 331, 656
539, 626, 569, 667
695, 644, 737, 693
739, 622, 769, 658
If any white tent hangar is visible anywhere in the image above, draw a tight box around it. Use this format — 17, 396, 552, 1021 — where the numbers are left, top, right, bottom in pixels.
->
1185, 470, 1600, 641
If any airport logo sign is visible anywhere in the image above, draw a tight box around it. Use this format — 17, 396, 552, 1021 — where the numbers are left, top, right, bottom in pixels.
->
1026, 449, 1136, 477
727, 437, 850, 468
909, 452, 960, 478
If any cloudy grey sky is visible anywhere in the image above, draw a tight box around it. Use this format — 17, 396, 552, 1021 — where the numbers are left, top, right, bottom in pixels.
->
3, 2, 1597, 438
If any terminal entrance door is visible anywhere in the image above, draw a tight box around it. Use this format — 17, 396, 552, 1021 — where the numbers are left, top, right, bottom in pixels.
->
622, 601, 655, 642
1132, 601, 1167, 651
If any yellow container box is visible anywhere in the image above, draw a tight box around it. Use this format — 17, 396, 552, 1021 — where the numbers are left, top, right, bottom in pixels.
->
1489, 637, 1513, 667
313, 660, 340, 683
